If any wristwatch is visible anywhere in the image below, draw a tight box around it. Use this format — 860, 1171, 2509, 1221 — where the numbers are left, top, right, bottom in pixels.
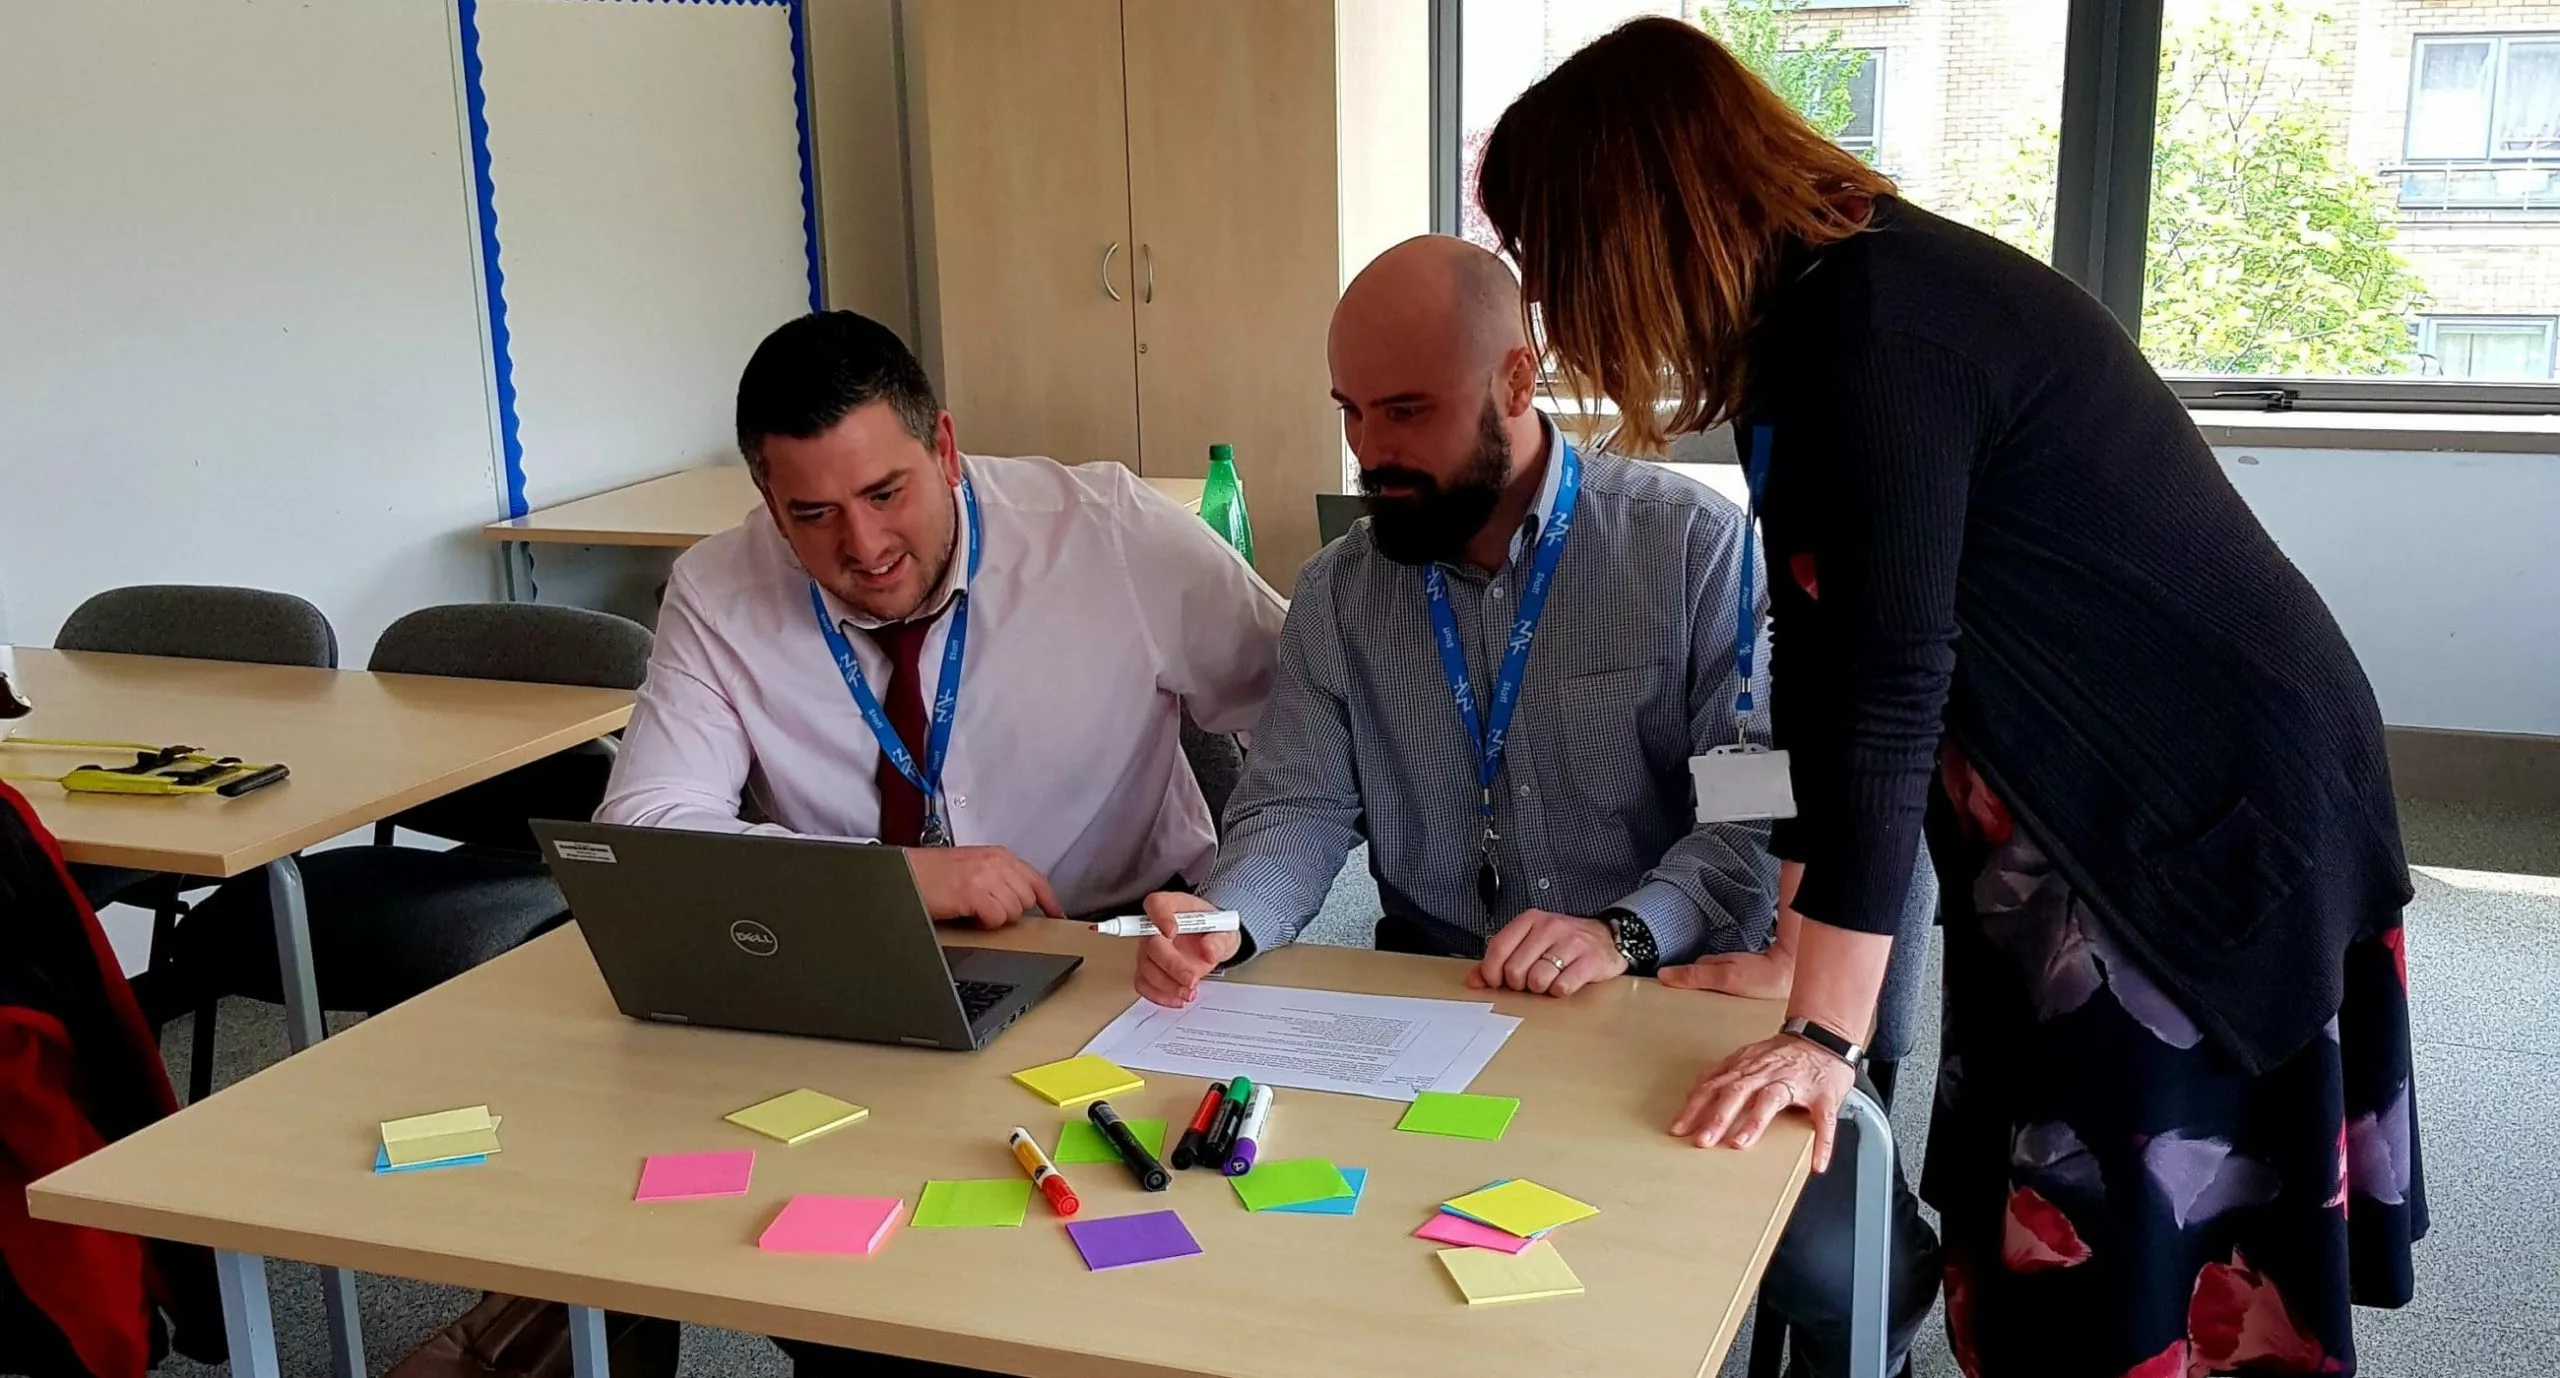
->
1779, 1016, 1866, 1067
1602, 909, 1660, 977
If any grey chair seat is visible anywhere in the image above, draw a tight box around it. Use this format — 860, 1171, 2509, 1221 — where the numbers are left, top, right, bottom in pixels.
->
380, 742, 618, 855
177, 846, 568, 1016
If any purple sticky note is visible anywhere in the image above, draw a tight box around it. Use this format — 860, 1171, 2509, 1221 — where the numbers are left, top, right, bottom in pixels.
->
1063, 1209, 1203, 1272
635, 1150, 755, 1202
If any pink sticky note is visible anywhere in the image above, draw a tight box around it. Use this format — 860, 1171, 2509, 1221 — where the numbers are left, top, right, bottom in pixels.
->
1414, 1211, 1535, 1254
635, 1150, 755, 1202
758, 1195, 905, 1255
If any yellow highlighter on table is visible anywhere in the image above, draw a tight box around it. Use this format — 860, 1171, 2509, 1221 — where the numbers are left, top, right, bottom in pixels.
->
1007, 1127, 1080, 1217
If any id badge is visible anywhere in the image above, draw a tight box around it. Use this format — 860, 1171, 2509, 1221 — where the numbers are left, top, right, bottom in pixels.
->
1691, 744, 1797, 823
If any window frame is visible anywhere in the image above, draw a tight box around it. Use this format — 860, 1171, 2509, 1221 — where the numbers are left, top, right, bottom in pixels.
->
2416, 314, 2560, 380
1436, 1, 2560, 418
1837, 47, 1885, 159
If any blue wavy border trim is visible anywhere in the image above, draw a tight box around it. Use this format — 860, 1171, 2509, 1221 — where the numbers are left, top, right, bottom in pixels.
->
456, 0, 528, 519
786, 0, 823, 312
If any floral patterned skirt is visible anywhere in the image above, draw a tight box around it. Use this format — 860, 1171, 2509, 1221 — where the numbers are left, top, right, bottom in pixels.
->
1925, 746, 2425, 1378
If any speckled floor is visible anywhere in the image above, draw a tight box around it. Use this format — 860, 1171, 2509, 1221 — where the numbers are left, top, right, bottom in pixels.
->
144, 798, 2559, 1377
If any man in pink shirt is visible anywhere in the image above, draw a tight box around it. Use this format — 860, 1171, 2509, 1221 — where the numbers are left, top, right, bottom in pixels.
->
597, 311, 1286, 929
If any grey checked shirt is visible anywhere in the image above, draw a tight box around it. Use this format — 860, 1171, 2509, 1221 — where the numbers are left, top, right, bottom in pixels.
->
1203, 443, 1778, 964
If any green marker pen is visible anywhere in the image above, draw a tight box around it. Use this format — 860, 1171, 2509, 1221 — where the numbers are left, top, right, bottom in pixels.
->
1206, 1076, 1255, 1162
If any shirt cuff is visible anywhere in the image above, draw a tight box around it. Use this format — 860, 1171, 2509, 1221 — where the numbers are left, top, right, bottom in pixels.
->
1201, 879, 1290, 961
1608, 880, 1708, 967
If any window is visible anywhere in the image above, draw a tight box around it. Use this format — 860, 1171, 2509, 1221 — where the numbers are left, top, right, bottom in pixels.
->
1838, 49, 1883, 159
1442, 0, 2560, 414
2418, 316, 2559, 379
2400, 35, 2560, 207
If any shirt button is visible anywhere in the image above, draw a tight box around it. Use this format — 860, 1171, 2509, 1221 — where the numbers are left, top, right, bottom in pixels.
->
1516, 783, 1531, 797
953, 795, 969, 808
1538, 877, 1552, 892
1490, 586, 1506, 600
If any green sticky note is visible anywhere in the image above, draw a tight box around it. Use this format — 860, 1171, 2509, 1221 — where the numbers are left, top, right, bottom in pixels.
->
912, 1178, 1034, 1228
1228, 1158, 1354, 1212
1396, 1091, 1520, 1141
1053, 1118, 1166, 1165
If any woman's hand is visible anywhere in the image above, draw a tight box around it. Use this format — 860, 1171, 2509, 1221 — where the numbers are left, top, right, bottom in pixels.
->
1656, 947, 1796, 1000
1670, 1033, 1856, 1172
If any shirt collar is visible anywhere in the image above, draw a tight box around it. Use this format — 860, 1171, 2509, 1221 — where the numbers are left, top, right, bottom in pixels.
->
831, 469, 975, 632
1504, 412, 1567, 569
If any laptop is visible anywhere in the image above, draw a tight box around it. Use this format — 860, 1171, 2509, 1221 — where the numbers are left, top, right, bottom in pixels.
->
530, 820, 1081, 1051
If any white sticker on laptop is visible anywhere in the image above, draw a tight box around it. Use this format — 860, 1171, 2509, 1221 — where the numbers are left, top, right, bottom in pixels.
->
553, 840, 618, 864
1692, 744, 1798, 823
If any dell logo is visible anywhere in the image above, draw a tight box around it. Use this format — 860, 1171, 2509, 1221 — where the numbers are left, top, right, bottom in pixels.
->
729, 920, 779, 957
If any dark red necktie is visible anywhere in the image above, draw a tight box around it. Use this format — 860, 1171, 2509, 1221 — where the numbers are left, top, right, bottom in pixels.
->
868, 620, 931, 847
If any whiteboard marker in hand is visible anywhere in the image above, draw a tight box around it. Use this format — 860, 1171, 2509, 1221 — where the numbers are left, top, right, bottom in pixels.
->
1091, 910, 1242, 938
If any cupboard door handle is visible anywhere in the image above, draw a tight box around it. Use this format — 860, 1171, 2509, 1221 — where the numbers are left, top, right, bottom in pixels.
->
1101, 242, 1124, 302
1141, 243, 1155, 303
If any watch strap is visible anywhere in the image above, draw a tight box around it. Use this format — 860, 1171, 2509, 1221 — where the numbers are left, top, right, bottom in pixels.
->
1780, 1016, 1864, 1066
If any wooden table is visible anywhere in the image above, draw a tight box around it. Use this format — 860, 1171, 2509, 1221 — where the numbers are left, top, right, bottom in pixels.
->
5, 647, 633, 1378
33, 922, 1817, 1378
482, 465, 1208, 550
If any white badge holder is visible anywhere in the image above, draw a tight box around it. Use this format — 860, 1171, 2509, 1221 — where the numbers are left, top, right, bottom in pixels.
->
1691, 742, 1797, 823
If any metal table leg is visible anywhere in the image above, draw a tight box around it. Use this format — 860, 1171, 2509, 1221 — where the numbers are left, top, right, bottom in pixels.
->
1840, 1087, 1896, 1378
568, 1304, 614, 1378
266, 856, 368, 1378
215, 1250, 280, 1378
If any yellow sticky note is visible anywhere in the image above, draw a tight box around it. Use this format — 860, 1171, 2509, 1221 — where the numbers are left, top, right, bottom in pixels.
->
381, 1105, 494, 1143
1009, 1055, 1142, 1108
1438, 1240, 1585, 1305
1442, 1180, 1598, 1238
384, 1126, 503, 1168
725, 1089, 870, 1145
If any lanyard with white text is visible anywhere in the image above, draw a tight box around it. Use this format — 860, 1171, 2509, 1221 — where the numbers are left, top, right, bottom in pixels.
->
809, 478, 983, 847
1732, 425, 1773, 735
1422, 440, 1582, 913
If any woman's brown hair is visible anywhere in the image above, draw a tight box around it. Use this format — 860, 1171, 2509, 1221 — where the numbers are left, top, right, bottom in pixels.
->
1478, 17, 1896, 453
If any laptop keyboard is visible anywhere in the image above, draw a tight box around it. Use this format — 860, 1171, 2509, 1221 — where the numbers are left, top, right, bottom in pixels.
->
955, 979, 1017, 1023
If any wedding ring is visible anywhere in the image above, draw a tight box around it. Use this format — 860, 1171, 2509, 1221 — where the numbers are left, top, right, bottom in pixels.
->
1775, 1080, 1801, 1106
1547, 955, 1569, 972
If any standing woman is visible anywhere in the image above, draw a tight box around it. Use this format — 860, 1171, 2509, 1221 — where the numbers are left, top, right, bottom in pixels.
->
1479, 19, 2423, 1378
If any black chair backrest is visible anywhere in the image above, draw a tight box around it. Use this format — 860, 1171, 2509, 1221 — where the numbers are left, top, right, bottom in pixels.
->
368, 603, 652, 690
55, 585, 338, 668
1316, 493, 1365, 547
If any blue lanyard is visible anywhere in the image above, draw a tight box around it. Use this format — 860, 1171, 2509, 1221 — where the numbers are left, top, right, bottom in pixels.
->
1423, 440, 1583, 884
1733, 426, 1772, 723
809, 479, 984, 840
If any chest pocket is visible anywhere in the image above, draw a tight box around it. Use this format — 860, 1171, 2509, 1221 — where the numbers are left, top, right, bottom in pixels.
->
1549, 662, 1686, 820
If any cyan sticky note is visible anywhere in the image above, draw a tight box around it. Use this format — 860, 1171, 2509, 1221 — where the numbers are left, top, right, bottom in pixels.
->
372, 1145, 487, 1174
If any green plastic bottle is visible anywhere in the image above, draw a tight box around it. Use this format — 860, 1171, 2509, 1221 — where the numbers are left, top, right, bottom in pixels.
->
1199, 443, 1256, 567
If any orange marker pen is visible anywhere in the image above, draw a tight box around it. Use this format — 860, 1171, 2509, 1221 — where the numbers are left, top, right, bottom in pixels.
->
1008, 1127, 1080, 1216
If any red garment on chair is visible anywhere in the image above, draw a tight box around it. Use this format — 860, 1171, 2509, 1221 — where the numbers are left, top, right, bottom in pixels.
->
0, 781, 219, 1377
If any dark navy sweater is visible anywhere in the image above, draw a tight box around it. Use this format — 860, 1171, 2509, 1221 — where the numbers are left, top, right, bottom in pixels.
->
1744, 198, 2411, 1075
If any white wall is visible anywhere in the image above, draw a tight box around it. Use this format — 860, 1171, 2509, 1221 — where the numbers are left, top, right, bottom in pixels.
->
0, 1, 822, 658
0, 1, 504, 660
2213, 446, 2560, 737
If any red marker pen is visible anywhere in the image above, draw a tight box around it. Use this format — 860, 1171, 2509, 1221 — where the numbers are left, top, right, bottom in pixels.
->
1169, 1081, 1228, 1171
1008, 1127, 1080, 1216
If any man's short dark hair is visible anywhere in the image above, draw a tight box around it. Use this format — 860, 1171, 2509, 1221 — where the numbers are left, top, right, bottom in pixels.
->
734, 311, 942, 479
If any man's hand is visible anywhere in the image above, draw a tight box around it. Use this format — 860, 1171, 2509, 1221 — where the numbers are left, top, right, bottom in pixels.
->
905, 845, 1062, 929
1469, 909, 1626, 997
1135, 891, 1242, 1008
1657, 948, 1796, 1001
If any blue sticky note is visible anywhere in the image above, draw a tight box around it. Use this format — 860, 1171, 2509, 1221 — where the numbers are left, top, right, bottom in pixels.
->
1267, 1166, 1367, 1216
373, 1144, 488, 1174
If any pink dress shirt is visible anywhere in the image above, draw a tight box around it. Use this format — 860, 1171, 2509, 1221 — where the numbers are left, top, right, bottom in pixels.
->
597, 455, 1287, 915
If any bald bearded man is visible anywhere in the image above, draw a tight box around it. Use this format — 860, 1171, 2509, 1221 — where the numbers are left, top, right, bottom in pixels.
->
1137, 237, 1940, 1378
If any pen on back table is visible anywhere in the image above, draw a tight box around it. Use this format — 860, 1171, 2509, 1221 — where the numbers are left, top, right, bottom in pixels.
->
1007, 1127, 1079, 1217
1088, 910, 1242, 938
1087, 1100, 1170, 1192
1224, 1082, 1274, 1177
1169, 1081, 1227, 1171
